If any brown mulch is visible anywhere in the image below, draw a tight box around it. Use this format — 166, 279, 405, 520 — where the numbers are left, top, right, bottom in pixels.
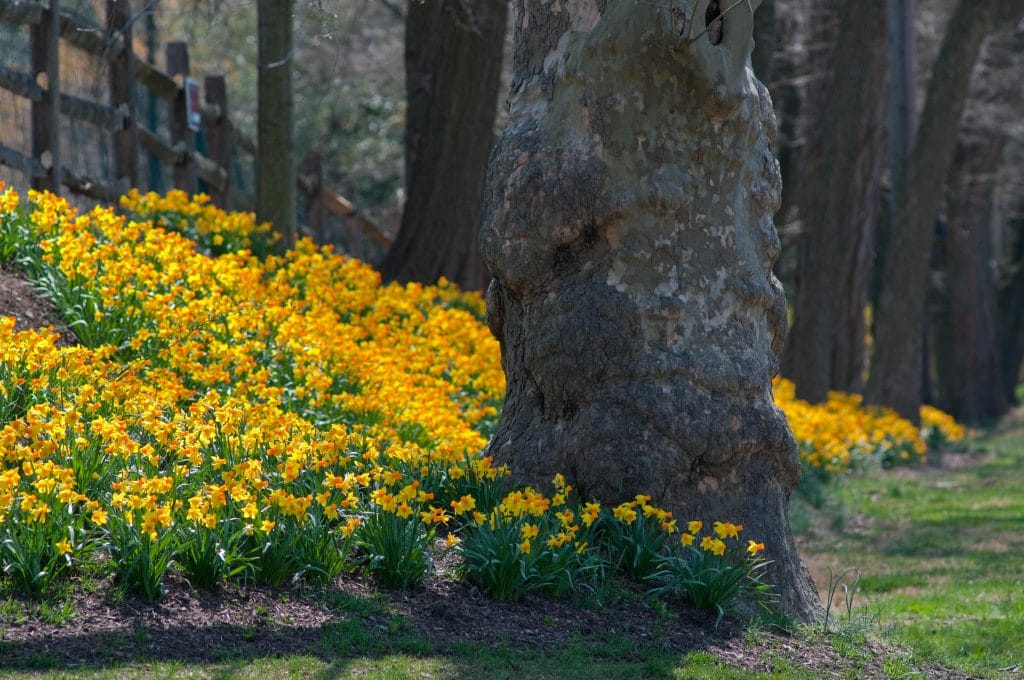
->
0, 266, 973, 678
0, 262, 78, 345
0, 549, 971, 679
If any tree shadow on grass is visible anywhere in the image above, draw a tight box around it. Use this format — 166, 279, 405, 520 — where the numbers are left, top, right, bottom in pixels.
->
0, 576, 742, 678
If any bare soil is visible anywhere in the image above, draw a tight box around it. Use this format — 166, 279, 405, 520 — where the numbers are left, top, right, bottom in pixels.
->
0, 263, 77, 345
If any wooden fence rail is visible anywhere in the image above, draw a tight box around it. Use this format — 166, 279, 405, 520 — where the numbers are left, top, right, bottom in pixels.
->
0, 0, 390, 246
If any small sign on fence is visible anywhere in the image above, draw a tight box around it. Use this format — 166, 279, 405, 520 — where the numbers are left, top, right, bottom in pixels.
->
185, 78, 201, 132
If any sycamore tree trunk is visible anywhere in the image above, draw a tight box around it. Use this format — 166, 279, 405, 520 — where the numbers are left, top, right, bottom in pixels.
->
481, 0, 818, 620
378, 0, 508, 290
257, 0, 296, 251
866, 0, 1024, 421
780, 1, 887, 400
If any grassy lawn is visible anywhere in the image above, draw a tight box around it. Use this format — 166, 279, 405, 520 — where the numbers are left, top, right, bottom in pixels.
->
0, 608, 831, 680
0, 642, 835, 680
796, 414, 1024, 679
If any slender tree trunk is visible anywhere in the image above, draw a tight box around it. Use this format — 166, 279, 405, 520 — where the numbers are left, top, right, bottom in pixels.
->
865, 0, 1007, 421
936, 139, 1007, 424
379, 0, 508, 290
482, 0, 818, 621
780, 1, 887, 401
257, 0, 296, 251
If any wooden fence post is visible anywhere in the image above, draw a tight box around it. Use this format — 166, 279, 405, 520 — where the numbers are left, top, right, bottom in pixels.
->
30, 0, 61, 192
166, 41, 196, 194
203, 75, 229, 207
108, 0, 138, 190
144, 6, 162, 191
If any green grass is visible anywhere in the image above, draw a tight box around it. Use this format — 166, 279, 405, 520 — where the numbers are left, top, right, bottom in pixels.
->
0, 644, 820, 680
0, 627, 822, 679
795, 418, 1024, 679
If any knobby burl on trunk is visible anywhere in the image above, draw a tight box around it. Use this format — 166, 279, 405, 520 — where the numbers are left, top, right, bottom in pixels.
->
480, 0, 819, 619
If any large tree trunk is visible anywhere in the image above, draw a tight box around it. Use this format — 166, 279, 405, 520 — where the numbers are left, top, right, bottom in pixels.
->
378, 0, 508, 290
256, 0, 297, 250
481, 0, 818, 621
865, 0, 1008, 421
780, 1, 887, 401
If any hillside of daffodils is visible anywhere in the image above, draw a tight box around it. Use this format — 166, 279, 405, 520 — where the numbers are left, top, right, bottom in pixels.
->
0, 185, 963, 609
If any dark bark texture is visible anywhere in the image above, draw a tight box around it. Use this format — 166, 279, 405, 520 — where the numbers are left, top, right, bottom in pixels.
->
481, 0, 818, 621
780, 1, 887, 401
865, 0, 1004, 422
379, 0, 508, 290
257, 0, 296, 250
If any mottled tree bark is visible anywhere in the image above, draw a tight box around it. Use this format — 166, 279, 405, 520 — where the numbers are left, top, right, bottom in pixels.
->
482, 0, 818, 621
257, 0, 296, 251
865, 0, 1009, 421
379, 0, 508, 290
780, 1, 886, 401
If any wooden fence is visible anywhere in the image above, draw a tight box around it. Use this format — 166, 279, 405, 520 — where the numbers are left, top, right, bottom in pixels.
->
0, 0, 389, 248
0, 0, 238, 204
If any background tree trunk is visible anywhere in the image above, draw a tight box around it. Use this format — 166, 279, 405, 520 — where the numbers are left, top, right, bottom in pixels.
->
751, 0, 776, 84
872, 0, 917, 337
780, 1, 887, 401
999, 217, 1024, 404
933, 21, 1024, 424
865, 0, 1008, 421
936, 139, 1007, 424
257, 0, 297, 251
378, 0, 508, 290
482, 0, 818, 621
887, 0, 917, 193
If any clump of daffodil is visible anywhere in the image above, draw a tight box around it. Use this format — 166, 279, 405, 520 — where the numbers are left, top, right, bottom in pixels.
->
457, 475, 602, 601
649, 517, 771, 626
